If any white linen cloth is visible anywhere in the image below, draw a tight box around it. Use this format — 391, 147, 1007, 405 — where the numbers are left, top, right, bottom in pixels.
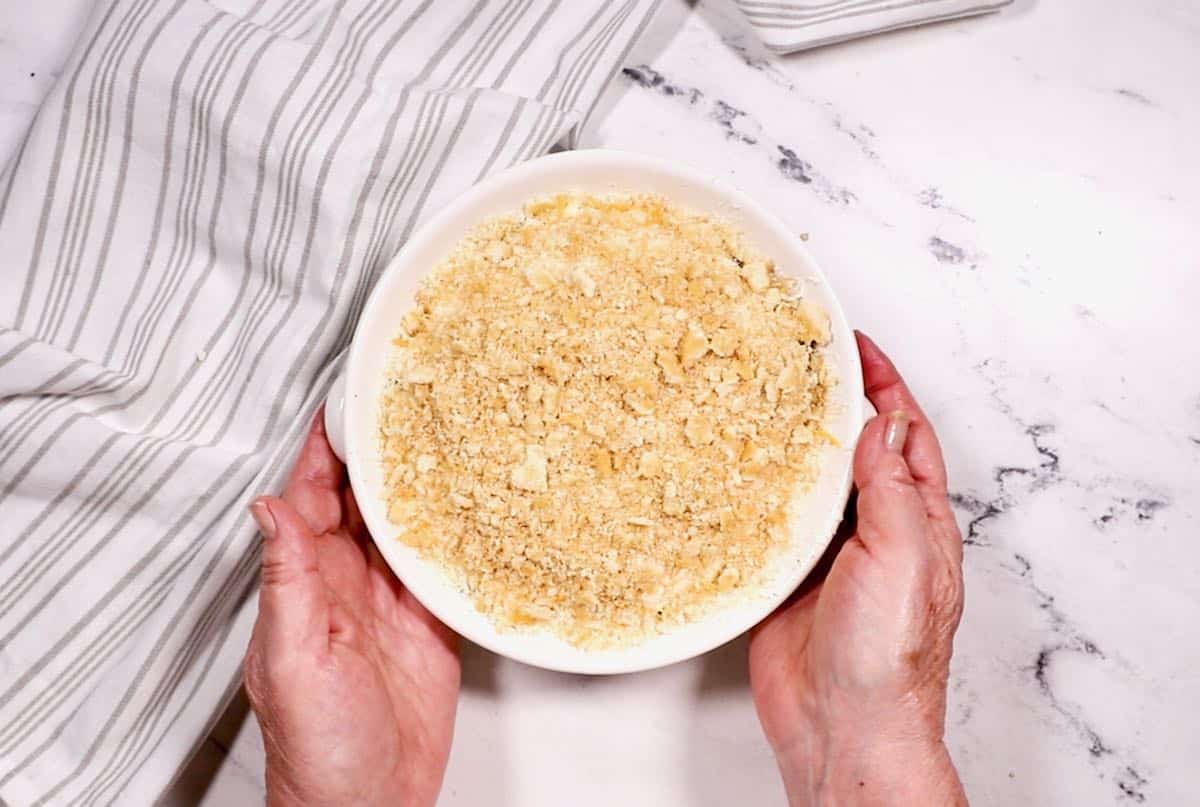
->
0, 0, 1007, 804
735, 0, 1012, 52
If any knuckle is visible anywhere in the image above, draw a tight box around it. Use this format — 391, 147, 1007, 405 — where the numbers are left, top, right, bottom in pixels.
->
242, 649, 263, 693
242, 644, 276, 711
917, 546, 962, 610
879, 455, 918, 488
260, 555, 294, 588
932, 562, 965, 623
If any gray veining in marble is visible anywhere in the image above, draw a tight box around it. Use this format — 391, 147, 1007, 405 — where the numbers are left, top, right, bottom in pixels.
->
2, 0, 1196, 804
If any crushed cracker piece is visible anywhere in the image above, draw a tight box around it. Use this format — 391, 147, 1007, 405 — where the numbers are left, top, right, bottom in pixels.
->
656, 349, 686, 385
799, 299, 831, 343
684, 413, 716, 447
510, 445, 549, 492
637, 450, 662, 478
741, 258, 771, 292
678, 326, 709, 368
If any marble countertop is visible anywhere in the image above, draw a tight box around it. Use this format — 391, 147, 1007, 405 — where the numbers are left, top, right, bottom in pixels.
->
4, 1, 1197, 804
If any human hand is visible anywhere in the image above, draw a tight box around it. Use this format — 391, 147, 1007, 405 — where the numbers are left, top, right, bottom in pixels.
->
243, 412, 461, 807
750, 333, 966, 806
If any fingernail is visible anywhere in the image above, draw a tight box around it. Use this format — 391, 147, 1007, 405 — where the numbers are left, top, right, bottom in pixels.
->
884, 410, 910, 453
250, 499, 277, 539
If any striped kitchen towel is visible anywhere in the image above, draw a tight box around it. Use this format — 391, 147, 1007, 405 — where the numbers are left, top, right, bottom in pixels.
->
736, 0, 1013, 52
0, 1, 659, 803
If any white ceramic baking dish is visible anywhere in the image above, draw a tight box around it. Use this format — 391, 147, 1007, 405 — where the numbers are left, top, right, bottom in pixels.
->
325, 149, 863, 674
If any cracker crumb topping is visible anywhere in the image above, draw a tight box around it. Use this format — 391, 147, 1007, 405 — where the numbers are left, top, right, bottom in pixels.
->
380, 191, 832, 647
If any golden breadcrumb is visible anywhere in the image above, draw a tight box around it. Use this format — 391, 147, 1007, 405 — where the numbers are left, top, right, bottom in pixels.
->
379, 192, 832, 647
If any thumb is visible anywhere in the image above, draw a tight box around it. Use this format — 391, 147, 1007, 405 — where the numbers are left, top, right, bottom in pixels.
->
852, 412, 930, 553
250, 496, 328, 654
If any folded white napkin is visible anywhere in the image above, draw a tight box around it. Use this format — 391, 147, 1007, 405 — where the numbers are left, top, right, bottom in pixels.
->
736, 0, 1012, 52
